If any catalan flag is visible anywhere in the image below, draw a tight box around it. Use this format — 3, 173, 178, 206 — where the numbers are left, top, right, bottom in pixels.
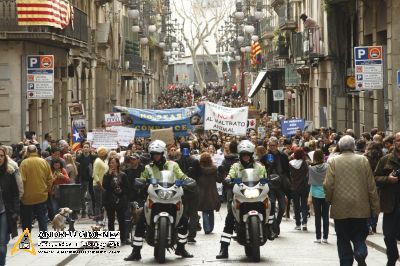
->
16, 0, 73, 29
250, 40, 262, 66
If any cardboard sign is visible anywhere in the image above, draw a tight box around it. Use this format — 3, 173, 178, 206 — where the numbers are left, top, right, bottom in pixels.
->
110, 126, 136, 147
91, 130, 118, 149
68, 103, 85, 118
105, 112, 123, 126
271, 113, 278, 122
247, 119, 256, 129
257, 126, 266, 139
304, 120, 314, 132
150, 127, 175, 145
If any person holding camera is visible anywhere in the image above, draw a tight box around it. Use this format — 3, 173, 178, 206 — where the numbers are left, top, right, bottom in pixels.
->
0, 146, 19, 266
103, 157, 130, 245
374, 132, 400, 266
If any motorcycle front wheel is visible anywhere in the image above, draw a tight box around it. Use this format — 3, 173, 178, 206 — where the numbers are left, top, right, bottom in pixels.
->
249, 216, 261, 262
155, 217, 168, 263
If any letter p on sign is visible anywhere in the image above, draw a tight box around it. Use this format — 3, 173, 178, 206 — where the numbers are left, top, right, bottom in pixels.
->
27, 56, 40, 69
355, 47, 368, 60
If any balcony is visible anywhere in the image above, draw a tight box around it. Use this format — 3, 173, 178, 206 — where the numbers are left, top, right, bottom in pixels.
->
266, 51, 286, 71
303, 27, 324, 59
0, 0, 88, 47
260, 17, 276, 39
124, 54, 143, 74
271, 0, 297, 30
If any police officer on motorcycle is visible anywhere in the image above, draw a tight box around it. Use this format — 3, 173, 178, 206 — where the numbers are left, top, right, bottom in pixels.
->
124, 140, 194, 261
216, 140, 273, 259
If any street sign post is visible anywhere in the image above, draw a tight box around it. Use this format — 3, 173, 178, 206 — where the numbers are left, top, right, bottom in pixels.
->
354, 46, 383, 90
26, 55, 54, 99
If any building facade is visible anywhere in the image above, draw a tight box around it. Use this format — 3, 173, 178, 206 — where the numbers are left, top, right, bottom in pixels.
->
0, 0, 166, 144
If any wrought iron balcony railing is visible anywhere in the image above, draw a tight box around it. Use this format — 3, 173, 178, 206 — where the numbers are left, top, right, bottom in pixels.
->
0, 0, 88, 46
303, 27, 324, 58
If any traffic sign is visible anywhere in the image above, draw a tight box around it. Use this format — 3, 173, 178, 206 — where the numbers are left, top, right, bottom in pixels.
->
26, 55, 54, 99
354, 46, 383, 90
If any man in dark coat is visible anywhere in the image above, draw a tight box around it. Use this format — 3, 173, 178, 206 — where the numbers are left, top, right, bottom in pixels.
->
176, 142, 201, 242
218, 141, 239, 203
75, 142, 97, 217
374, 132, 400, 266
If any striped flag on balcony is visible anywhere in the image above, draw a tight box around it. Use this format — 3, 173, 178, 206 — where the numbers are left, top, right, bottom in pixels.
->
250, 40, 262, 66
16, 0, 73, 29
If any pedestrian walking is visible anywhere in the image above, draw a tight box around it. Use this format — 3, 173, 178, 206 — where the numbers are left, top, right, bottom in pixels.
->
76, 142, 96, 218
324, 135, 380, 266
102, 157, 130, 245
19, 145, 53, 232
289, 147, 309, 231
92, 147, 109, 224
197, 152, 221, 234
374, 132, 400, 266
0, 146, 19, 266
308, 150, 329, 243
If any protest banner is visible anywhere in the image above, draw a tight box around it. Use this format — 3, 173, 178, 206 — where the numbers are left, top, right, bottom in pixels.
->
113, 105, 205, 137
91, 130, 118, 150
150, 128, 175, 145
204, 101, 248, 136
104, 112, 123, 126
110, 126, 136, 147
281, 119, 305, 136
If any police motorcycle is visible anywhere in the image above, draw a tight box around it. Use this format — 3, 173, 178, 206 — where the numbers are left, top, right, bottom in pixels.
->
231, 168, 271, 262
135, 170, 196, 263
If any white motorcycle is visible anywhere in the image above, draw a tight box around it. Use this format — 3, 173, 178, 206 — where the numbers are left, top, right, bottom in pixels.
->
135, 170, 195, 264
231, 169, 271, 262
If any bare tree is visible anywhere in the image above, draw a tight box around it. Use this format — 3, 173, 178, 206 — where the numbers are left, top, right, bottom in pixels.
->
172, 0, 233, 89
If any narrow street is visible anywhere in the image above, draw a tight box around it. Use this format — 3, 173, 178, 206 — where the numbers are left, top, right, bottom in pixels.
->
6, 204, 389, 266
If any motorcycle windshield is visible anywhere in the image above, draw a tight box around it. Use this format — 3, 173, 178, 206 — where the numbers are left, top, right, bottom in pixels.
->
239, 169, 260, 187
157, 170, 176, 188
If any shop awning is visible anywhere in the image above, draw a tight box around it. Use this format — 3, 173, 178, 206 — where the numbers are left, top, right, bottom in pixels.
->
248, 71, 268, 98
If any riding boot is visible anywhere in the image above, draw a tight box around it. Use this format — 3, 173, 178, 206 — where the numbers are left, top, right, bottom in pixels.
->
216, 242, 229, 259
124, 246, 141, 261
175, 243, 194, 258
266, 224, 276, 241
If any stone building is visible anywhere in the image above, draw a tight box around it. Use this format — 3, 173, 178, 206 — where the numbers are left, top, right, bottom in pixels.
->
0, 0, 166, 144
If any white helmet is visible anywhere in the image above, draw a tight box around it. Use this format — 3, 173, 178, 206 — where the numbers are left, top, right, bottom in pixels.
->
238, 140, 255, 154
148, 140, 167, 154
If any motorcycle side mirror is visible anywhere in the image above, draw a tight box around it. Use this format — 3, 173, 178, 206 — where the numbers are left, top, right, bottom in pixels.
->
134, 178, 146, 188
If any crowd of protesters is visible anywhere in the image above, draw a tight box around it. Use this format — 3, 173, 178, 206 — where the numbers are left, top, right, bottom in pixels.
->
0, 83, 399, 265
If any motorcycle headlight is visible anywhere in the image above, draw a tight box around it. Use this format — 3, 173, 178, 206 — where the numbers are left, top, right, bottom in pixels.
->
157, 190, 175, 200
243, 189, 261, 199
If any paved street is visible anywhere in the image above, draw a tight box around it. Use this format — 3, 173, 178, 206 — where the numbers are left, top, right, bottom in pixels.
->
5, 203, 390, 266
